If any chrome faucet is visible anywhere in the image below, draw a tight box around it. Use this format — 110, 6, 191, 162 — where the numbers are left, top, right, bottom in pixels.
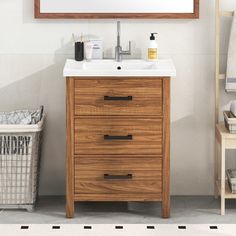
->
115, 21, 131, 62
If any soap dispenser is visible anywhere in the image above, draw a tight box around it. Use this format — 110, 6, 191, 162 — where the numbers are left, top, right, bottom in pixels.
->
148, 33, 158, 61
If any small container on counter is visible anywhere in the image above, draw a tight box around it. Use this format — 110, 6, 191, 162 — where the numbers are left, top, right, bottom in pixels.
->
84, 42, 94, 61
90, 39, 103, 59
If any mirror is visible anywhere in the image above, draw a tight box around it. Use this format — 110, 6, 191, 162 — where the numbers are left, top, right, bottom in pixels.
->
35, 0, 199, 19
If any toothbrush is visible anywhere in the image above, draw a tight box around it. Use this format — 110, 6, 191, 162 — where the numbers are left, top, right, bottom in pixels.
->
72, 33, 76, 44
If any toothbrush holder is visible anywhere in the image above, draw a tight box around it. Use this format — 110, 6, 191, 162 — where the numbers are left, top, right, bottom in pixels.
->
75, 42, 84, 61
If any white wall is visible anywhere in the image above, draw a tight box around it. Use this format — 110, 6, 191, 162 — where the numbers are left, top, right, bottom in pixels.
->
0, 0, 235, 195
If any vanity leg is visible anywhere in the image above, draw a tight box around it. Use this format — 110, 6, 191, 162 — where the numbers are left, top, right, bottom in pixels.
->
66, 78, 75, 218
162, 79, 170, 219
162, 198, 170, 218
66, 200, 75, 218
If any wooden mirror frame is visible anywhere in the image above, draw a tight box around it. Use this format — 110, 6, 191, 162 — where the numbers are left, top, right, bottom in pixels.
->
34, 0, 199, 19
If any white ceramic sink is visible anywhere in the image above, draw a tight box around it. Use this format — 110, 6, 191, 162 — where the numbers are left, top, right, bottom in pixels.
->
63, 59, 176, 77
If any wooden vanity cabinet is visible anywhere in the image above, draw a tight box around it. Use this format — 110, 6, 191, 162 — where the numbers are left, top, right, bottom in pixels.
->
66, 77, 170, 218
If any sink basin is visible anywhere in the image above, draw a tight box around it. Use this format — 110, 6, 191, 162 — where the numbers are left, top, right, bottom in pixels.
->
83, 60, 158, 70
63, 59, 176, 77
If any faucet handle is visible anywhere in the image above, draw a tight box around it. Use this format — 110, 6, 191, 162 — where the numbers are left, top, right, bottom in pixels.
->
128, 41, 131, 53
122, 41, 132, 55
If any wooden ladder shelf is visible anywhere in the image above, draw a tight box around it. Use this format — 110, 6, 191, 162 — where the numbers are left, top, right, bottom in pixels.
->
215, 0, 235, 216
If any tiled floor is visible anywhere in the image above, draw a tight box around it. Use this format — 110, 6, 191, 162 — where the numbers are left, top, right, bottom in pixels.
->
0, 224, 235, 236
1, 196, 236, 224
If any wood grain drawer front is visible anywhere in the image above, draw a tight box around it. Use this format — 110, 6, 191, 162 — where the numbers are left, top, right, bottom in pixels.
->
74, 117, 163, 156
74, 78, 163, 116
74, 158, 162, 194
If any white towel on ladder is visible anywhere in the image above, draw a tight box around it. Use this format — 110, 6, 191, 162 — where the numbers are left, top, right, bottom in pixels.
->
226, 11, 236, 92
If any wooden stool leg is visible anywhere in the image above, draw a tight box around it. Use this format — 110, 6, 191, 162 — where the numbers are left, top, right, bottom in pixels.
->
214, 139, 219, 199
220, 141, 225, 216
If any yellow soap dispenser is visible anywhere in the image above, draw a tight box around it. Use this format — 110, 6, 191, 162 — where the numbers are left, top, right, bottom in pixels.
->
148, 33, 158, 61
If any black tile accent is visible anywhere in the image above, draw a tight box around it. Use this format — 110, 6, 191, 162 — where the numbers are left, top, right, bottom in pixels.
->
21, 226, 29, 229
210, 226, 218, 229
84, 226, 92, 229
147, 226, 155, 229
178, 226, 186, 229
52, 226, 60, 229
115, 226, 124, 229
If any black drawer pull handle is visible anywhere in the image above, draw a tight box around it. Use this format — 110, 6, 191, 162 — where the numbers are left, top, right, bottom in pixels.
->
104, 174, 133, 180
104, 96, 132, 101
104, 135, 133, 141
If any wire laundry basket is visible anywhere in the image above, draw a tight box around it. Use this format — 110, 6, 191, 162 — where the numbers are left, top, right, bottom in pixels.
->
0, 112, 45, 211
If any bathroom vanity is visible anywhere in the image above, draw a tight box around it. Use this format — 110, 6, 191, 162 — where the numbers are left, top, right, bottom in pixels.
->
64, 59, 176, 218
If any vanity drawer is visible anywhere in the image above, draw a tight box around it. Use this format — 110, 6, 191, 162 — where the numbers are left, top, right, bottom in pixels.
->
74, 157, 162, 194
74, 78, 163, 116
74, 117, 163, 156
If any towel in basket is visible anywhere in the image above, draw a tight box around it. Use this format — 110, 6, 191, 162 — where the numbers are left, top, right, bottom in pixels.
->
0, 106, 43, 125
